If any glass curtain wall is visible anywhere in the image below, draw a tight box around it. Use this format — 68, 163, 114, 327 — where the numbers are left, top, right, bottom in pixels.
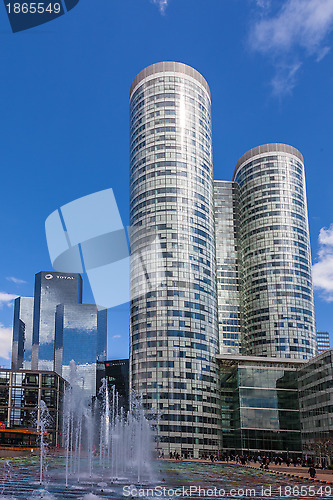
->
130, 62, 221, 458
220, 360, 302, 454
214, 180, 241, 353
233, 144, 317, 359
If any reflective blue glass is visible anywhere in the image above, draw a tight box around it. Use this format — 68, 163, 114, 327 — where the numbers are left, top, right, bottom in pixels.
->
31, 271, 82, 370
55, 303, 107, 397
12, 297, 34, 369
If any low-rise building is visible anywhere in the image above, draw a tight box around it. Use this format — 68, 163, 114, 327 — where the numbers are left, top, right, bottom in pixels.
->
298, 349, 333, 464
218, 354, 305, 456
0, 369, 65, 450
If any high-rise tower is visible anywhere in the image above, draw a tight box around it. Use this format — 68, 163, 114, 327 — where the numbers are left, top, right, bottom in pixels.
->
54, 303, 107, 397
214, 181, 241, 354
316, 331, 330, 353
233, 144, 317, 359
31, 271, 82, 370
12, 297, 34, 370
129, 62, 221, 457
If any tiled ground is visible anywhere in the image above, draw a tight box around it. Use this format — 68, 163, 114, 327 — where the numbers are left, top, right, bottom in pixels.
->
159, 461, 333, 499
0, 457, 332, 499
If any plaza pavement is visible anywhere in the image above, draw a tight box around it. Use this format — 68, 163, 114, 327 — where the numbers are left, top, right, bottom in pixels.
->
162, 458, 333, 484
243, 461, 333, 484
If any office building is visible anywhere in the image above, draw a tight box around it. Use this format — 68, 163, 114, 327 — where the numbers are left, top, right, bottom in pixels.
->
219, 354, 304, 455
298, 349, 333, 457
11, 297, 34, 370
129, 62, 221, 457
233, 144, 317, 359
11, 271, 106, 398
214, 181, 241, 354
54, 304, 107, 398
316, 331, 330, 353
105, 359, 129, 410
32, 271, 82, 371
0, 368, 65, 449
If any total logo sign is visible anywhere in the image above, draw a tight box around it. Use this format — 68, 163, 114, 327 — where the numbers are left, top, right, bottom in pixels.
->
44, 273, 74, 280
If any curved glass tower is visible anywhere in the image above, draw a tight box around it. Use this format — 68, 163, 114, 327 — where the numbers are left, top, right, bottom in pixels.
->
129, 62, 221, 457
233, 143, 317, 359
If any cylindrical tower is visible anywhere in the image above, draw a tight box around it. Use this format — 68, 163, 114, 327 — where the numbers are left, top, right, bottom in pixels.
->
129, 62, 221, 458
233, 143, 317, 359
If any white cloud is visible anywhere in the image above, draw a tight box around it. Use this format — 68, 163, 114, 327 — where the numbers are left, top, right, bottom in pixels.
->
249, 0, 333, 95
271, 62, 302, 96
251, 0, 333, 55
152, 0, 168, 15
313, 224, 333, 302
255, 0, 271, 9
0, 292, 18, 308
6, 277, 27, 285
0, 324, 12, 360
112, 335, 121, 339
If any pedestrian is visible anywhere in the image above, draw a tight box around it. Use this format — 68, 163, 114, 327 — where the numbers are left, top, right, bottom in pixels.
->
308, 466, 316, 479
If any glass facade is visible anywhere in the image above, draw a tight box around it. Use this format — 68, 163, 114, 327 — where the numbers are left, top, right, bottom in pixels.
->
316, 331, 330, 353
214, 181, 241, 354
55, 304, 107, 397
31, 271, 82, 371
219, 356, 303, 454
105, 359, 129, 410
0, 369, 65, 447
129, 62, 221, 457
12, 296, 34, 370
233, 144, 317, 359
298, 349, 333, 449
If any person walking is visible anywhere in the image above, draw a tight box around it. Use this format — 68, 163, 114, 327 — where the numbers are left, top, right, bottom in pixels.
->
308, 466, 316, 479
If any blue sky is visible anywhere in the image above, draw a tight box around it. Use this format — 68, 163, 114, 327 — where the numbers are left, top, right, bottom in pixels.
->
0, 0, 333, 366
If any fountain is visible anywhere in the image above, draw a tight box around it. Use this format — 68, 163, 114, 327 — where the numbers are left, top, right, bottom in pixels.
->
37, 401, 51, 485
1, 376, 330, 499
0, 363, 156, 498
97, 379, 152, 485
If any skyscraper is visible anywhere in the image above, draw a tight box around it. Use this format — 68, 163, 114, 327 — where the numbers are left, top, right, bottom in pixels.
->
12, 271, 106, 397
130, 62, 221, 457
233, 144, 317, 359
11, 297, 34, 370
54, 303, 107, 397
316, 331, 330, 353
214, 181, 241, 354
31, 271, 82, 370
105, 359, 130, 411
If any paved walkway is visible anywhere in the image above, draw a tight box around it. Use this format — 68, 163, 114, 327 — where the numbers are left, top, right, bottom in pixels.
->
246, 461, 333, 484
161, 458, 333, 484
